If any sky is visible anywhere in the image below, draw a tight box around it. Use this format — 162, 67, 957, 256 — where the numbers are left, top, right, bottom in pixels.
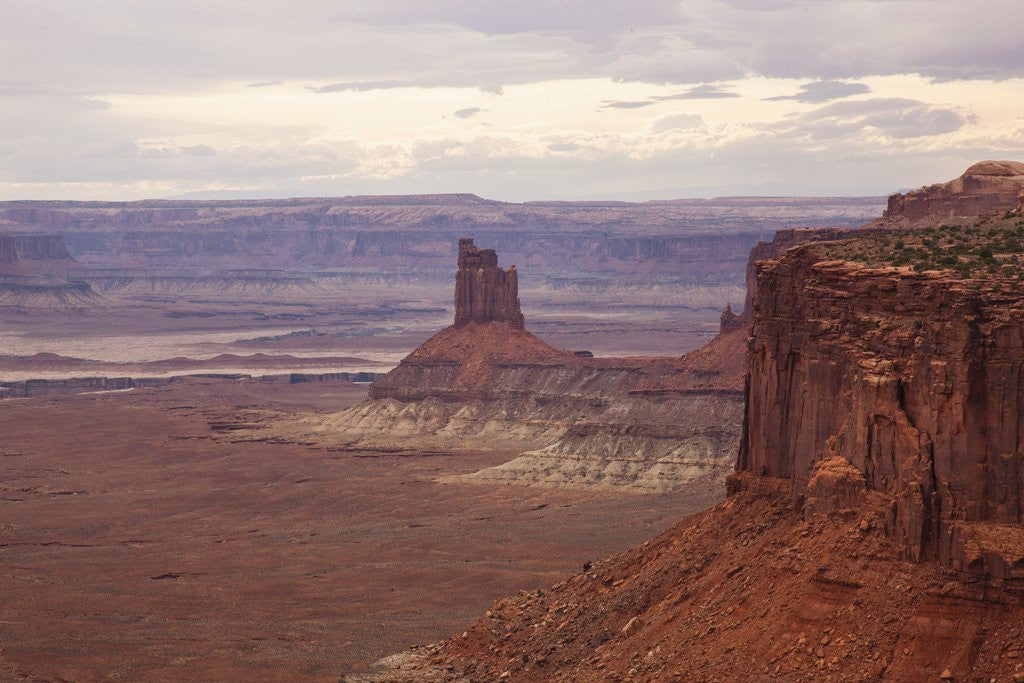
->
2, 0, 1024, 201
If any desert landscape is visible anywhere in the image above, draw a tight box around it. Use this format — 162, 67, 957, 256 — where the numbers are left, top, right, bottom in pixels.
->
5, 162, 1024, 680
6, 3, 1024, 681
0, 194, 882, 678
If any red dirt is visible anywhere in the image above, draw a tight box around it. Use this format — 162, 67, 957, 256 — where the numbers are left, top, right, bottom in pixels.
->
0, 379, 714, 680
425, 476, 1024, 681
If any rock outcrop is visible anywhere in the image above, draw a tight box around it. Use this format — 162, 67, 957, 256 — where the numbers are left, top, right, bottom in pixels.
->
389, 163, 1024, 681
736, 243, 1024, 586
453, 238, 524, 328
739, 227, 853, 323
881, 160, 1024, 226
260, 239, 746, 492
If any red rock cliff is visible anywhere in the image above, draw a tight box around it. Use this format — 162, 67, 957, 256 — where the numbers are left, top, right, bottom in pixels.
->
882, 160, 1024, 225
454, 237, 524, 328
738, 227, 853, 322
737, 245, 1024, 585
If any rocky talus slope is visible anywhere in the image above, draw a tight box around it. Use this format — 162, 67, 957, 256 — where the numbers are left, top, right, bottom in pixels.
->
268, 240, 745, 492
396, 485, 1024, 682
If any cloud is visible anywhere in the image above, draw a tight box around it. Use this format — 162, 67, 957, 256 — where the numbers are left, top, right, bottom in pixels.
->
0, 80, 51, 97
651, 113, 705, 133
310, 80, 422, 93
453, 107, 485, 119
601, 84, 737, 110
601, 100, 655, 110
764, 80, 870, 103
656, 84, 739, 100
778, 98, 974, 140
1, 1, 1021, 201
181, 144, 217, 156
4, 1, 1024, 99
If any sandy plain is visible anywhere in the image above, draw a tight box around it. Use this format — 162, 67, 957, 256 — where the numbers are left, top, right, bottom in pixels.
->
0, 378, 717, 679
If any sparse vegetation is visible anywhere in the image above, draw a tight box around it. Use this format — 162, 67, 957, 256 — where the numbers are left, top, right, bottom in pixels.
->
822, 216, 1024, 281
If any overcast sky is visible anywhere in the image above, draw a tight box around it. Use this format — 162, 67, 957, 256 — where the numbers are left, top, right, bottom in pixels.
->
3, 0, 1024, 201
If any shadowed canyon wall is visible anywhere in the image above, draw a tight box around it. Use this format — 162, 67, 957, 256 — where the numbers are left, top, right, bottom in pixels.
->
737, 242, 1024, 585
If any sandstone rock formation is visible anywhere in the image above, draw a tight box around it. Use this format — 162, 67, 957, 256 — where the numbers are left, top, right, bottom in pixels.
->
264, 238, 745, 492
0, 195, 881, 314
739, 227, 853, 323
881, 160, 1024, 226
718, 303, 742, 332
398, 163, 1024, 681
737, 243, 1024, 585
453, 238, 524, 328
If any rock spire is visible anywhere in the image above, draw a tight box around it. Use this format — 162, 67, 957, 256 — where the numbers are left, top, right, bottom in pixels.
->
454, 238, 524, 329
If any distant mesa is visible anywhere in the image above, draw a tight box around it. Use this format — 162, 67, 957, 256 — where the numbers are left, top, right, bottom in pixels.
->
882, 159, 1024, 225
0, 233, 75, 267
454, 237, 524, 329
0, 233, 99, 306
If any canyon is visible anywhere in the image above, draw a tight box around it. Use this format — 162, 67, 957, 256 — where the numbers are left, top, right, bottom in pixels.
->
0, 193, 884, 679
10, 164, 1024, 679
381, 161, 1024, 681
0, 194, 880, 385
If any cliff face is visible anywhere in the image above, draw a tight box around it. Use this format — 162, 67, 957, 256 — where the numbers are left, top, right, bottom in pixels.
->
0, 234, 75, 266
739, 227, 853, 322
454, 238, 524, 329
0, 234, 97, 306
737, 245, 1024, 584
881, 160, 1024, 226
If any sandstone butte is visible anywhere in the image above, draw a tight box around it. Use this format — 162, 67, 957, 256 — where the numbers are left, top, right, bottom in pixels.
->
279, 234, 748, 494
369, 161, 1024, 682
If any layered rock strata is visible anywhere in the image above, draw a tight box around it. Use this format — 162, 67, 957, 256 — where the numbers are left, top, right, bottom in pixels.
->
880, 160, 1024, 226
267, 239, 745, 492
0, 234, 98, 305
736, 243, 1024, 585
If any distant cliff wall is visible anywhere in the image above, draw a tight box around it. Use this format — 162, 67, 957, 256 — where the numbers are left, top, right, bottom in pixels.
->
0, 234, 74, 263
